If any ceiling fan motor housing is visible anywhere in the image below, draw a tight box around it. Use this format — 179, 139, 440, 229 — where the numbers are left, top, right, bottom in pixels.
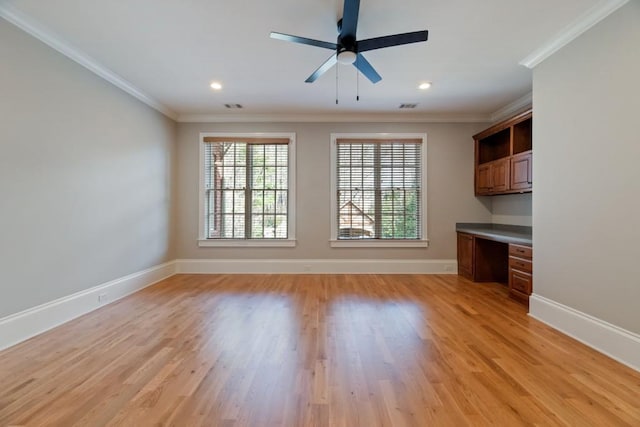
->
337, 32, 357, 64
339, 34, 357, 52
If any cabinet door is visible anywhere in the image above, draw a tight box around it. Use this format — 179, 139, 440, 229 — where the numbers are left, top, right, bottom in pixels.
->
509, 268, 532, 303
511, 151, 532, 190
491, 158, 510, 192
476, 164, 492, 195
457, 233, 474, 279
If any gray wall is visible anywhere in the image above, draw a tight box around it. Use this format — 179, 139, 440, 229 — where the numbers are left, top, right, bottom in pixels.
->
533, 1, 640, 333
0, 20, 176, 318
492, 193, 532, 226
176, 122, 492, 260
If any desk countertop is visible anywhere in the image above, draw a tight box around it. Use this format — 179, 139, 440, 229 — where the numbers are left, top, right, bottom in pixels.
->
456, 223, 532, 246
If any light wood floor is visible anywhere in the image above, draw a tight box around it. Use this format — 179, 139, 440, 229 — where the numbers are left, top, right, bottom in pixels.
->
1, 274, 639, 426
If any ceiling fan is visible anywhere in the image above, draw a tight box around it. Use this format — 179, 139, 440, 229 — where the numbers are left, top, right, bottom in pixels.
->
270, 0, 429, 84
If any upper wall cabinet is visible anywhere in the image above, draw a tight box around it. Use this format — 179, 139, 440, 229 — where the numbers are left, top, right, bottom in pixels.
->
473, 109, 532, 196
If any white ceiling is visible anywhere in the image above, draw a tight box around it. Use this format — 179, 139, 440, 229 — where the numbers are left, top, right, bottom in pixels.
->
1, 0, 615, 119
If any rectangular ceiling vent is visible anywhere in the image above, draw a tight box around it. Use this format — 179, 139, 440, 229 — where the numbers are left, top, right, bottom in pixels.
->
399, 103, 418, 109
224, 103, 243, 109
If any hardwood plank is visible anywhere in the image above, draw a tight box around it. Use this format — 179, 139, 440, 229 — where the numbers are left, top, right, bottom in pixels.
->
0, 274, 638, 426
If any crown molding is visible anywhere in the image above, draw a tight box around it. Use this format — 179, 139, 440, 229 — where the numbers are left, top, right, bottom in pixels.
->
490, 92, 532, 123
0, 4, 178, 120
177, 112, 491, 124
520, 0, 629, 69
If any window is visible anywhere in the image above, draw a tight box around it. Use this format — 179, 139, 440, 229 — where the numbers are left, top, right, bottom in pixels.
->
330, 133, 428, 248
199, 133, 296, 247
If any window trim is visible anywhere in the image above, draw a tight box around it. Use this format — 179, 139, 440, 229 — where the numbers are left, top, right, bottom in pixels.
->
329, 133, 428, 248
198, 132, 296, 247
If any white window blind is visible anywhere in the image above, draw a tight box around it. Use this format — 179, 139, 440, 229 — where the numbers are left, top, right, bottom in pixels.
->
203, 137, 290, 240
336, 138, 423, 240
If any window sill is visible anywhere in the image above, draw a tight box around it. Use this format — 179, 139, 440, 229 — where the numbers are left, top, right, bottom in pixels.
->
198, 239, 297, 248
329, 239, 429, 248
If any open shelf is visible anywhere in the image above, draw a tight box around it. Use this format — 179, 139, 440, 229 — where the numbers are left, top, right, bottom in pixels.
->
478, 128, 510, 164
513, 118, 532, 154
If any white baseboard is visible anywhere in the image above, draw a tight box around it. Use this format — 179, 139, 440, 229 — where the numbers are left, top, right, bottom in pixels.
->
529, 294, 640, 372
176, 258, 458, 274
0, 261, 176, 352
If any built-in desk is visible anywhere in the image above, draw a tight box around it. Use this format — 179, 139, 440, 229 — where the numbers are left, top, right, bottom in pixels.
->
456, 223, 533, 304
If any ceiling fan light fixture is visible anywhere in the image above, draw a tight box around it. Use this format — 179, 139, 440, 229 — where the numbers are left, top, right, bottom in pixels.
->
337, 50, 357, 65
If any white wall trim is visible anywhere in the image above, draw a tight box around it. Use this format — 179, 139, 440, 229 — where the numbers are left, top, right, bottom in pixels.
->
0, 261, 176, 352
519, 0, 630, 69
329, 239, 429, 248
176, 258, 457, 274
0, 4, 177, 120
490, 92, 533, 123
178, 113, 491, 124
198, 239, 297, 247
529, 294, 640, 372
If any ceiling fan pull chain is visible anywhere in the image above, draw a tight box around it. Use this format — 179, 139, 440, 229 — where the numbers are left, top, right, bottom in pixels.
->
356, 56, 360, 101
336, 62, 339, 105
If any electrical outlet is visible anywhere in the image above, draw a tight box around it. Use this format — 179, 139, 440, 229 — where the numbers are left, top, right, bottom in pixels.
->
98, 293, 108, 303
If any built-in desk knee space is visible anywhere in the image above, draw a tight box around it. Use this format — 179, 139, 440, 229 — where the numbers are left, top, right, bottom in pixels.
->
456, 223, 532, 305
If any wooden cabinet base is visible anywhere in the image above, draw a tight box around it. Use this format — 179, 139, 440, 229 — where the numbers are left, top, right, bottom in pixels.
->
457, 233, 474, 280
456, 231, 532, 306
508, 244, 533, 305
509, 288, 530, 306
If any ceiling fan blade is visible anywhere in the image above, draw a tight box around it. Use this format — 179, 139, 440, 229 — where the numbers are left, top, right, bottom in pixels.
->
353, 54, 382, 84
358, 30, 429, 52
341, 0, 360, 37
305, 54, 338, 83
270, 32, 337, 50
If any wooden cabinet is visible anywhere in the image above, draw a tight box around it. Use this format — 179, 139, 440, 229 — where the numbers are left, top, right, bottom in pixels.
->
476, 158, 510, 195
509, 269, 532, 295
457, 233, 474, 280
508, 244, 533, 304
456, 232, 509, 283
476, 163, 492, 194
456, 227, 532, 306
511, 152, 532, 191
474, 109, 532, 196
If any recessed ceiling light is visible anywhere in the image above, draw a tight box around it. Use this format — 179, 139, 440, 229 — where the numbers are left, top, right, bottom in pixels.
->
210, 82, 223, 90
418, 82, 432, 90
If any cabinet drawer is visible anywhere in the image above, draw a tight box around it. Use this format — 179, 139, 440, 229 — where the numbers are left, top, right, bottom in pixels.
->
509, 244, 532, 259
509, 256, 532, 273
509, 270, 532, 294
509, 288, 530, 304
